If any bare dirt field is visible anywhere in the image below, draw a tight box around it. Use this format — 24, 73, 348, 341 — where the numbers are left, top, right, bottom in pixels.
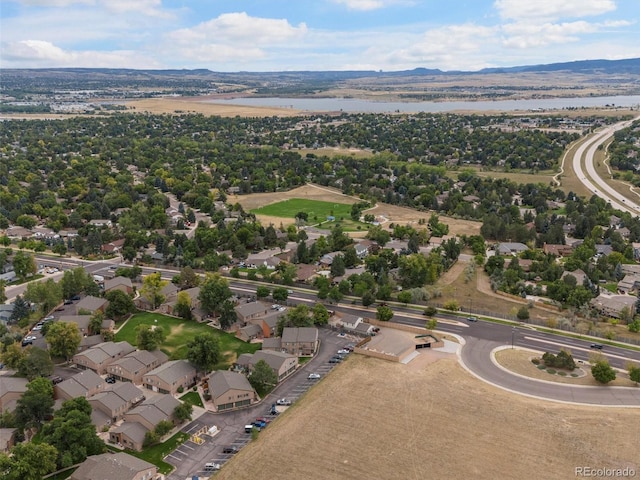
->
124, 97, 302, 117
216, 354, 639, 480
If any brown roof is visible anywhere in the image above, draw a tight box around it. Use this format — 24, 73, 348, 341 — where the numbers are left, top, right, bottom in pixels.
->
71, 452, 156, 480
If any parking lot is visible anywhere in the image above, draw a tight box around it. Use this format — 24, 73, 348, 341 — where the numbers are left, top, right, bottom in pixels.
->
165, 328, 358, 479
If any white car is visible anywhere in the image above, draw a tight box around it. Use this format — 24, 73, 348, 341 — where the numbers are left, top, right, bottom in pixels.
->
337, 349, 350, 355
308, 373, 321, 380
205, 462, 221, 471
276, 398, 292, 406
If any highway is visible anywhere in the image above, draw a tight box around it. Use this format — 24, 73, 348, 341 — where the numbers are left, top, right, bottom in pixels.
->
572, 116, 640, 215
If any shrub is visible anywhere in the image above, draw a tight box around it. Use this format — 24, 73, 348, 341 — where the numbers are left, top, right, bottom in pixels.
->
557, 371, 567, 376
531, 358, 540, 365
546, 368, 556, 374
537, 365, 546, 370
443, 300, 459, 311
177, 386, 184, 394
516, 306, 530, 320
571, 373, 579, 377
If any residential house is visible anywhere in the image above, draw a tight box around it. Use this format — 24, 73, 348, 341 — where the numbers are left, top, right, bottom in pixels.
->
73, 341, 136, 375
261, 337, 282, 352
59, 315, 92, 336
295, 264, 317, 282
248, 312, 283, 338
101, 239, 125, 255
79, 335, 105, 352
70, 452, 157, 480
142, 360, 196, 395
0, 428, 17, 453
595, 245, 613, 257
104, 276, 133, 295
543, 243, 573, 257
158, 287, 200, 316
89, 383, 146, 427
123, 394, 180, 431
76, 295, 109, 315
207, 370, 257, 412
235, 301, 270, 323
89, 219, 112, 228
281, 327, 319, 356
339, 314, 362, 330
319, 251, 342, 267
590, 294, 637, 319
107, 349, 169, 384
354, 243, 369, 259
618, 274, 640, 295
246, 249, 282, 269
110, 421, 149, 452
236, 323, 263, 342
134, 283, 179, 311
0, 304, 14, 324
54, 370, 106, 401
496, 242, 529, 255
0, 377, 28, 413
235, 350, 298, 382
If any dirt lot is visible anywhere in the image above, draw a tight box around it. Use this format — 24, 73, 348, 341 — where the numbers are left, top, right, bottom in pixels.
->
216, 354, 639, 480
229, 183, 482, 236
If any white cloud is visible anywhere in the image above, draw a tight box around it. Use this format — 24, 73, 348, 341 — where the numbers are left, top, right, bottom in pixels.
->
0, 40, 162, 68
169, 12, 307, 45
330, 0, 412, 11
11, 0, 94, 6
102, 0, 172, 18
494, 0, 616, 21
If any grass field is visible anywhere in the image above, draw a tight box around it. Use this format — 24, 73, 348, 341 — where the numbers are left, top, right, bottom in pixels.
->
115, 312, 259, 368
251, 198, 353, 222
179, 391, 204, 408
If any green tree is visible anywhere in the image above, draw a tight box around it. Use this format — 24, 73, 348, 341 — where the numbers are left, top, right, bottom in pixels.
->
186, 334, 220, 374
1, 342, 26, 370
177, 266, 200, 289
248, 359, 278, 395
256, 285, 271, 299
8, 295, 30, 325
397, 291, 412, 304
218, 300, 238, 330
46, 321, 81, 361
154, 419, 173, 437
12, 251, 36, 279
330, 254, 346, 277
24, 279, 62, 314
105, 289, 136, 320
328, 286, 343, 303
272, 286, 289, 302
1, 442, 58, 480
426, 318, 438, 330
174, 402, 194, 423
199, 273, 232, 317
312, 302, 330, 325
88, 311, 104, 336
376, 305, 394, 322
140, 272, 168, 310
15, 377, 54, 431
174, 291, 193, 320
135, 324, 165, 351
628, 364, 640, 385
40, 397, 105, 468
398, 254, 430, 288
591, 360, 616, 384
277, 304, 313, 336
17, 347, 54, 381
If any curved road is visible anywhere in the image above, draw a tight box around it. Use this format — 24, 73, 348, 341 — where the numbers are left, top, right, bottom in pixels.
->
573, 116, 640, 215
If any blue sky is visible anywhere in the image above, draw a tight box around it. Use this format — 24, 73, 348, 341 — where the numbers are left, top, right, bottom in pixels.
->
1, 0, 638, 71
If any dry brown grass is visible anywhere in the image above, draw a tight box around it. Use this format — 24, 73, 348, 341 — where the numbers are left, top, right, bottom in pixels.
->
124, 97, 302, 117
216, 354, 639, 480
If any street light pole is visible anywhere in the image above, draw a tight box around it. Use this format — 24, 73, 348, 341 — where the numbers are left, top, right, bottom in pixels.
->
511, 327, 516, 349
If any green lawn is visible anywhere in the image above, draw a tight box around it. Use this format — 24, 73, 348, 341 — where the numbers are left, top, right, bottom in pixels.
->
115, 312, 260, 368
179, 391, 204, 408
124, 431, 190, 474
251, 198, 353, 223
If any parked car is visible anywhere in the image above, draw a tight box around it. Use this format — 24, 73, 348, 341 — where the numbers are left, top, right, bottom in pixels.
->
64, 299, 73, 305
71, 295, 81, 301
253, 419, 266, 429
21, 336, 36, 347
276, 398, 292, 406
222, 446, 238, 454
205, 462, 221, 471
48, 375, 63, 385
43, 315, 55, 321
328, 357, 342, 364
337, 349, 350, 355
308, 373, 321, 379
105, 376, 116, 384
590, 343, 604, 349
466, 316, 478, 322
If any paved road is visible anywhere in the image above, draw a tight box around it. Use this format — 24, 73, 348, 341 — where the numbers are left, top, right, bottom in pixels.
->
572, 116, 640, 215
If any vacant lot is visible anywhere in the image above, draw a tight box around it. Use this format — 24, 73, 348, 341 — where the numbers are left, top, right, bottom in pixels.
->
216, 354, 639, 480
114, 312, 259, 367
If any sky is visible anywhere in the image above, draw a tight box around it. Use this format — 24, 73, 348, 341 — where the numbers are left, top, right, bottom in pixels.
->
1, 0, 638, 72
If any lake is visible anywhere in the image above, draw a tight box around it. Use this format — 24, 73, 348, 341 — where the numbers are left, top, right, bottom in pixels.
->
205, 95, 640, 114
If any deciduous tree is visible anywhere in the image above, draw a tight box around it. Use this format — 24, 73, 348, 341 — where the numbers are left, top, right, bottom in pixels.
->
45, 321, 81, 361
136, 324, 165, 351
186, 334, 220, 374
248, 359, 278, 395
591, 360, 616, 384
15, 377, 54, 431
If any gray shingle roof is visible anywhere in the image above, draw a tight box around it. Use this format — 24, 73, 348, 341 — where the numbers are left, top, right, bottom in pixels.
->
282, 327, 318, 343
208, 370, 254, 396
145, 360, 195, 385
